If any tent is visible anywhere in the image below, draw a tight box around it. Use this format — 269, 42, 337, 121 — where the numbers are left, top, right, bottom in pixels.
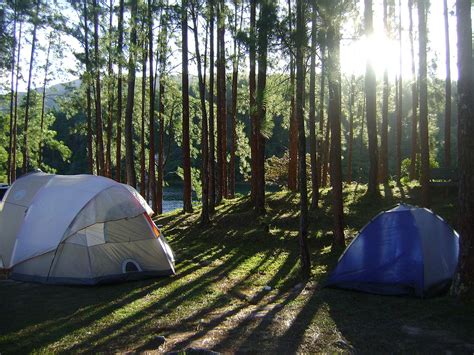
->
326, 204, 459, 297
0, 172, 175, 285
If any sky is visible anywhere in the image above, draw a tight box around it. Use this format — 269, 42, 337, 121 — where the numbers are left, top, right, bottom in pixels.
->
0, 0, 461, 94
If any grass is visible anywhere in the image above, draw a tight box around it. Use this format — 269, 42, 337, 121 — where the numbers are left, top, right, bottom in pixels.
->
1, 182, 473, 353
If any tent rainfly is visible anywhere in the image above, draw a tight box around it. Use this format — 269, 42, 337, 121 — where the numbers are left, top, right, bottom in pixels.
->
326, 204, 459, 297
0, 173, 175, 285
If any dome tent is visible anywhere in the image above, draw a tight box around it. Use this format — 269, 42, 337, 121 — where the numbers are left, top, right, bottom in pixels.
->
326, 204, 459, 297
0, 173, 175, 285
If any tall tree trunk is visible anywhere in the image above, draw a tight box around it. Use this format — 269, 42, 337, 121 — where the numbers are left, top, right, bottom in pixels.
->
347, 75, 355, 183
418, 0, 430, 207
452, 0, 474, 299
444, 0, 452, 167
22, 0, 40, 174
327, 23, 345, 249
318, 41, 329, 187
229, 0, 242, 199
364, 0, 379, 196
116, 0, 124, 181
39, 36, 52, 167
408, 0, 418, 180
396, 0, 403, 181
380, 0, 389, 184
182, 0, 193, 212
7, 4, 17, 184
191, 3, 210, 224
106, 0, 114, 178
296, 0, 311, 278
249, 0, 257, 203
216, 0, 227, 202
140, 39, 147, 197
287, 0, 298, 192
148, 0, 158, 212
93, 0, 105, 176
255, 0, 271, 216
82, 1, 94, 175
208, 0, 216, 213
309, 0, 319, 209
11, 19, 22, 182
125, 0, 138, 187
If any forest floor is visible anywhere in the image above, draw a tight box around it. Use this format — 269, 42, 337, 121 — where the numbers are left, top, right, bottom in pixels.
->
1, 182, 474, 353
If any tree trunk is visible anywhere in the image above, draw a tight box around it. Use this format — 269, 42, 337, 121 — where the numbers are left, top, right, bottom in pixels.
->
140, 39, 147, 197
249, 0, 257, 203
106, 0, 114, 178
229, 0, 242, 199
418, 0, 430, 207
208, 0, 216, 213
116, 0, 124, 182
296, 0, 311, 279
149, 0, 158, 213
255, 0, 271, 216
364, 0, 379, 196
444, 0, 452, 167
408, 0, 418, 180
327, 24, 345, 249
83, 0, 94, 175
7, 4, 17, 184
309, 0, 319, 209
182, 0, 193, 213
216, 0, 227, 202
93, 0, 105, 176
287, 0, 298, 192
380, 0, 389, 184
125, 0, 138, 188
191, 3, 210, 224
22, 0, 40, 174
11, 19, 22, 182
347, 75, 355, 183
452, 0, 474, 299
396, 0, 403, 181
39, 36, 52, 167
318, 42, 327, 187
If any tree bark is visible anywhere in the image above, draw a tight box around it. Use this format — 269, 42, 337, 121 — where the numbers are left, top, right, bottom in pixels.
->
191, 2, 210, 224
140, 39, 147, 197
7, 4, 17, 184
208, 0, 216, 213
125, 0, 138, 187
93, 0, 105, 176
10, 19, 22, 182
105, 0, 114, 178
380, 0, 389, 184
22, 0, 40, 174
318, 42, 327, 187
347, 75, 355, 183
364, 0, 379, 196
452, 0, 474, 299
39, 36, 52, 167
396, 0, 403, 181
249, 0, 257, 203
296, 0, 311, 279
116, 0, 124, 182
327, 23, 345, 249
287, 0, 298, 192
444, 0, 452, 167
418, 0, 430, 207
309, 0, 319, 209
149, 0, 158, 213
408, 0, 418, 180
182, 0, 193, 213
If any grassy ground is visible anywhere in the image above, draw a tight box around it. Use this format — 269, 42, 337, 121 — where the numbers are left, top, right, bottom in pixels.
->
1, 182, 473, 353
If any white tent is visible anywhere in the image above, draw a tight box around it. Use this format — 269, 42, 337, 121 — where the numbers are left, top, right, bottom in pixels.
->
0, 173, 175, 285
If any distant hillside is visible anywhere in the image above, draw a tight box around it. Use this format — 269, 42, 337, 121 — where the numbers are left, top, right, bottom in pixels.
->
0, 79, 81, 113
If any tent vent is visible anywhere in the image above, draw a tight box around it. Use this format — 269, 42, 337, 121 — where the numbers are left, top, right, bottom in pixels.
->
122, 259, 141, 273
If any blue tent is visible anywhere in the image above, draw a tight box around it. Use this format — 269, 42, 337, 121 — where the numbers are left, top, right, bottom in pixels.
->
326, 204, 459, 297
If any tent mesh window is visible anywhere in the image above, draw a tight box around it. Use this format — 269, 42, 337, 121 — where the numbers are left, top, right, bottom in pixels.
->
122, 260, 141, 273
